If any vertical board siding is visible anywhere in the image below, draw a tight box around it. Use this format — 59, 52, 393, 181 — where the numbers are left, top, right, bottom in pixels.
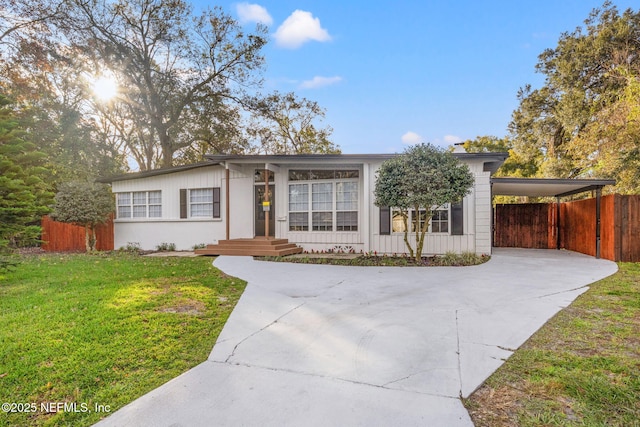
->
494, 195, 639, 262
620, 195, 640, 262
494, 204, 554, 249
41, 215, 114, 251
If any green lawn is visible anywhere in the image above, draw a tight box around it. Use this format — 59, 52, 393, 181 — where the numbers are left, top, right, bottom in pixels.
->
465, 262, 640, 426
0, 253, 245, 427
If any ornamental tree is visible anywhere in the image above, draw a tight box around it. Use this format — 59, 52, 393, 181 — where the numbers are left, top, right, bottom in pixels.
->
374, 143, 474, 262
50, 182, 114, 252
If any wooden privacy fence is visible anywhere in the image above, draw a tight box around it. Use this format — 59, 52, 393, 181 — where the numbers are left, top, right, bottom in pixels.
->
494, 195, 640, 262
41, 215, 114, 252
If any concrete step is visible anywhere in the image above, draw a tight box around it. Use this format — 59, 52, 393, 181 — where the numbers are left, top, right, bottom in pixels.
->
195, 246, 303, 257
194, 238, 303, 257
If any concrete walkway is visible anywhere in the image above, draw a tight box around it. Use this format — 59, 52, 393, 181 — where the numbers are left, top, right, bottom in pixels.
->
95, 249, 617, 426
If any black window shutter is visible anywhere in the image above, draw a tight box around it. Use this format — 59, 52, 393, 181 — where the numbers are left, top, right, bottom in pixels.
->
180, 189, 187, 219
212, 188, 221, 218
451, 201, 464, 235
379, 206, 391, 235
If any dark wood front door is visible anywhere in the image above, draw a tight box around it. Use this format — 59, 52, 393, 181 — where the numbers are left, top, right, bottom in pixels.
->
255, 185, 275, 237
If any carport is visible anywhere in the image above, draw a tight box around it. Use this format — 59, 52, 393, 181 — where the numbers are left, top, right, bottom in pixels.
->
491, 178, 616, 258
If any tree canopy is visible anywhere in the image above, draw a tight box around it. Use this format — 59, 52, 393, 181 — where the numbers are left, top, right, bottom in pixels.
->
50, 182, 114, 252
0, 0, 337, 175
374, 143, 474, 261
509, 1, 640, 193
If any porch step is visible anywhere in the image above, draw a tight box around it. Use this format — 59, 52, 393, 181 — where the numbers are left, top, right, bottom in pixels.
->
194, 238, 303, 257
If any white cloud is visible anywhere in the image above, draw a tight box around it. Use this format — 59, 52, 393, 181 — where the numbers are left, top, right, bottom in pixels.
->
443, 135, 462, 144
300, 76, 342, 89
274, 10, 331, 49
236, 3, 273, 25
401, 131, 422, 145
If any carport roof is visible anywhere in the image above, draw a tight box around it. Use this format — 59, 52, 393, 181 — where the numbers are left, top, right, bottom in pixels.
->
491, 177, 616, 198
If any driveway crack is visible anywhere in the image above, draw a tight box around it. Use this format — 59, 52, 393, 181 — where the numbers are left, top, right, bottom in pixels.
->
224, 302, 306, 363
455, 308, 463, 397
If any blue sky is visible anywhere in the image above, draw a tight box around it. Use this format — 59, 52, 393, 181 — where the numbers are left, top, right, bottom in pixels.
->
205, 1, 638, 154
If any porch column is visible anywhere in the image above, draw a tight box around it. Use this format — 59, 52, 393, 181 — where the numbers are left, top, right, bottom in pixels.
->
556, 197, 561, 250
595, 187, 602, 259
225, 166, 230, 240
264, 166, 270, 239
363, 162, 370, 253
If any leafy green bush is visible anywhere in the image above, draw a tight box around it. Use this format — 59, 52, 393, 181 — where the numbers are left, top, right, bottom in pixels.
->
156, 242, 176, 252
119, 242, 141, 254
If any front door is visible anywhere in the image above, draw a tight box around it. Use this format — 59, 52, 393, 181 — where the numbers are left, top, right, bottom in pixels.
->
255, 184, 275, 237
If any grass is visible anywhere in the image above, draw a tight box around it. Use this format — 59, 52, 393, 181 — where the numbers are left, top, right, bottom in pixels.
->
464, 262, 640, 426
0, 253, 245, 427
259, 251, 490, 267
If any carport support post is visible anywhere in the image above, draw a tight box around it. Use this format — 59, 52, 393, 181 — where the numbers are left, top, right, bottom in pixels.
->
556, 197, 561, 250
596, 188, 602, 259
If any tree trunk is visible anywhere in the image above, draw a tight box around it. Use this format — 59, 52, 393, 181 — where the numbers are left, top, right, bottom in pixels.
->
84, 225, 90, 253
401, 210, 414, 259
85, 225, 97, 252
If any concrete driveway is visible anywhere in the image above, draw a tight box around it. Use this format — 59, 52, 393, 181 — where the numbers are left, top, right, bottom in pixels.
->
95, 249, 617, 426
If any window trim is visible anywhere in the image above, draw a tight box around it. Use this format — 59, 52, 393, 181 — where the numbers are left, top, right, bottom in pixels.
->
180, 188, 221, 219
116, 191, 162, 219
287, 174, 359, 233
389, 205, 451, 234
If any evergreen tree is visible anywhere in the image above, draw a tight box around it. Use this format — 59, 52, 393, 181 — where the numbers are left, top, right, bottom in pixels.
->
0, 94, 52, 261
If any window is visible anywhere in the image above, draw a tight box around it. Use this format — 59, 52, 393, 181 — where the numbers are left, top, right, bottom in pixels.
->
180, 188, 220, 218
336, 182, 358, 231
312, 183, 333, 231
288, 184, 308, 231
388, 206, 449, 234
116, 191, 161, 219
431, 209, 449, 233
190, 188, 213, 217
288, 170, 359, 232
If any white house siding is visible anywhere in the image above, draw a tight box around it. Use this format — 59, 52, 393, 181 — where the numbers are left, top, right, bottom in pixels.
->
276, 164, 365, 252
473, 170, 493, 254
227, 165, 255, 240
112, 165, 231, 250
108, 154, 500, 254
368, 159, 491, 256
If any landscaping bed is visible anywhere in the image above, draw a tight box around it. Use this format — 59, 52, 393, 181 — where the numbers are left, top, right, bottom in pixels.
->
258, 251, 490, 267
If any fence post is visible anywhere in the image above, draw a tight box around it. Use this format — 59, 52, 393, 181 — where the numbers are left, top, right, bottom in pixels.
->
595, 188, 602, 259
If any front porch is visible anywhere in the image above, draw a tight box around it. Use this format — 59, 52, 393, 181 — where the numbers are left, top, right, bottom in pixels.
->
195, 237, 303, 257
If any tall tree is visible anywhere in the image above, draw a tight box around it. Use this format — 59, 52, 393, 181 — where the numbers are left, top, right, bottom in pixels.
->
0, 94, 52, 253
246, 92, 340, 154
510, 2, 640, 191
59, 0, 268, 169
374, 143, 474, 262
462, 135, 537, 177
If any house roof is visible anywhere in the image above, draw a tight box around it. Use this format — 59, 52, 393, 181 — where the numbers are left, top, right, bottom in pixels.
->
203, 152, 509, 164
99, 152, 510, 183
97, 161, 214, 183
491, 177, 616, 198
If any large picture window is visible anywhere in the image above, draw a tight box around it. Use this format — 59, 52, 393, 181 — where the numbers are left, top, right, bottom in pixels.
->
288, 170, 359, 232
116, 191, 161, 219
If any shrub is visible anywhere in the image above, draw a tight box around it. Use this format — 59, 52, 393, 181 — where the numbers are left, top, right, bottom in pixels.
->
119, 242, 142, 254
156, 242, 176, 252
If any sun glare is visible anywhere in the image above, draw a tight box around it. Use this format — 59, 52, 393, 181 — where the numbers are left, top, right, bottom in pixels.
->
92, 75, 118, 101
